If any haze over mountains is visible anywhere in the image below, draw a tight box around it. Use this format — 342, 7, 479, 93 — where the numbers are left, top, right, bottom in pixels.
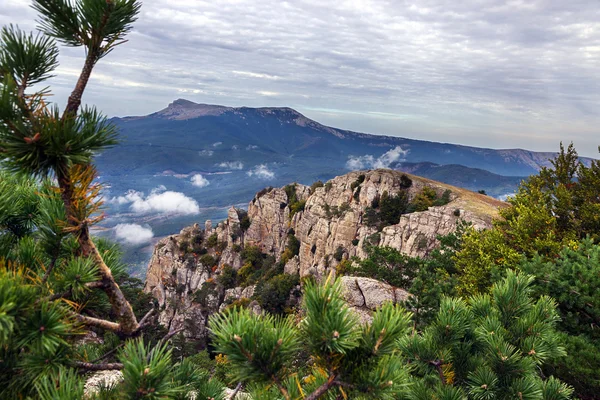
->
95, 99, 591, 272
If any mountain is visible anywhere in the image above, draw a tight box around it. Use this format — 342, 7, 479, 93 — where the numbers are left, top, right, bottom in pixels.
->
94, 99, 588, 271
100, 99, 568, 178
144, 169, 506, 342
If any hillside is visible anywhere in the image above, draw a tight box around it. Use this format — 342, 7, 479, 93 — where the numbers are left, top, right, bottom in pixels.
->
100, 99, 573, 178
393, 162, 525, 197
97, 100, 593, 272
144, 169, 506, 342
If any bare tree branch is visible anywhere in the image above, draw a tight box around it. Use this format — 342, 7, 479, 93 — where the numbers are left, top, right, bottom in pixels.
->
72, 361, 123, 371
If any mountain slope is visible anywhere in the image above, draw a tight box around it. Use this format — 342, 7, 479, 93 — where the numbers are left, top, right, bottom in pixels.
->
144, 169, 506, 341
99, 99, 578, 178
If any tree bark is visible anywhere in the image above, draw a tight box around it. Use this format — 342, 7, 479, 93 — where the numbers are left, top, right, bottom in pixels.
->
305, 377, 338, 400
56, 168, 140, 336
73, 313, 122, 333
63, 50, 97, 117
73, 361, 123, 371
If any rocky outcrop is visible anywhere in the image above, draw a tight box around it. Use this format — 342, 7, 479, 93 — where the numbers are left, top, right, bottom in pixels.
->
340, 276, 410, 323
144, 224, 219, 343
144, 169, 505, 339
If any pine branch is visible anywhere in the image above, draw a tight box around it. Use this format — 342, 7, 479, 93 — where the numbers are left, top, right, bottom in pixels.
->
138, 306, 156, 329
228, 382, 243, 400
305, 376, 339, 400
46, 280, 104, 301
72, 312, 121, 333
89, 343, 125, 364
72, 361, 123, 371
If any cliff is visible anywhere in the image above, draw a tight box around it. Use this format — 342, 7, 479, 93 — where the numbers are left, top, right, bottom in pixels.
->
144, 169, 505, 341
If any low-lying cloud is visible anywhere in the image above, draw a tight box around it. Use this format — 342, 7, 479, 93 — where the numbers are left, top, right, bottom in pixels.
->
199, 150, 214, 156
217, 161, 244, 170
346, 146, 408, 170
111, 188, 200, 215
247, 164, 275, 180
114, 223, 154, 245
190, 174, 210, 187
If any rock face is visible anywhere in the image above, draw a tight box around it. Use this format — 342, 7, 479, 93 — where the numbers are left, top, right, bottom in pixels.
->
144, 169, 505, 339
340, 276, 410, 323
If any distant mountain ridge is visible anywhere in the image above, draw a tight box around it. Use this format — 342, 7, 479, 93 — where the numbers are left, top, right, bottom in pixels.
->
105, 99, 588, 178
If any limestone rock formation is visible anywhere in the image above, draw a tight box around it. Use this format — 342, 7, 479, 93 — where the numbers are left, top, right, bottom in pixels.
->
144, 169, 505, 339
340, 276, 410, 323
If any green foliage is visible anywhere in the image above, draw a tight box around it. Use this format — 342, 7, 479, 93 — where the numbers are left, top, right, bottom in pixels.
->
199, 254, 217, 268
348, 245, 419, 288
254, 273, 299, 315
32, 0, 141, 55
324, 201, 352, 218
35, 368, 84, 400
0, 264, 75, 398
400, 174, 413, 189
350, 174, 365, 191
281, 234, 300, 264
284, 183, 305, 219
403, 224, 465, 327
215, 275, 575, 399
193, 280, 219, 310
333, 245, 345, 261
217, 264, 238, 290
521, 239, 600, 338
237, 209, 251, 232
542, 333, 600, 399
379, 190, 408, 225
410, 186, 437, 212
309, 180, 324, 193
400, 271, 569, 399
0, 24, 59, 88
211, 275, 415, 398
210, 307, 300, 384
205, 233, 218, 248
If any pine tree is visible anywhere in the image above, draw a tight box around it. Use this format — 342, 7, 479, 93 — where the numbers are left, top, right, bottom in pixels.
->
210, 272, 571, 400
401, 271, 571, 400
0, 1, 225, 397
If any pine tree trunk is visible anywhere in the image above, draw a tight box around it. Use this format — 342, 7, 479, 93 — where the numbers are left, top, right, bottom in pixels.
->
64, 50, 97, 116
57, 167, 140, 336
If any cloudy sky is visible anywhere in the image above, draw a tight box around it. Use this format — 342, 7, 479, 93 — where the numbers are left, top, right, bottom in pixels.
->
2, 0, 600, 156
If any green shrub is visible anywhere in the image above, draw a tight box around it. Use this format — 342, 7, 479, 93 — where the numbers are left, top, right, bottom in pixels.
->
310, 180, 324, 193
400, 174, 413, 189
254, 273, 300, 315
333, 245, 345, 262
237, 209, 251, 231
206, 233, 218, 248
217, 264, 238, 289
199, 254, 217, 268
350, 174, 365, 191
193, 280, 218, 310
379, 190, 408, 226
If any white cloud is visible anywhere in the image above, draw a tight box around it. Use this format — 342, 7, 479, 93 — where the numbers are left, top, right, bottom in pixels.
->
212, 141, 223, 147
114, 224, 154, 245
232, 145, 239, 150
346, 146, 408, 170
247, 164, 275, 180
111, 189, 200, 215
199, 150, 214, 156
246, 145, 259, 150
217, 161, 244, 170
373, 146, 408, 169
190, 174, 210, 187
